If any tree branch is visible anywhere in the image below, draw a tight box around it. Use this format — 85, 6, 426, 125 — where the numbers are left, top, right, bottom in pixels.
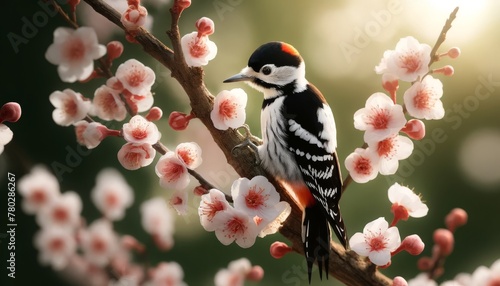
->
82, 0, 392, 284
428, 6, 459, 66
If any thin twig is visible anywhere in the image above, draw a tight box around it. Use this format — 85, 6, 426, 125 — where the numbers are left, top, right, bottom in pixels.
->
428, 7, 459, 67
50, 0, 79, 29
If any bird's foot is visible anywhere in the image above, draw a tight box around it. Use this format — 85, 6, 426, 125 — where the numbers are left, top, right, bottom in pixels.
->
232, 125, 262, 165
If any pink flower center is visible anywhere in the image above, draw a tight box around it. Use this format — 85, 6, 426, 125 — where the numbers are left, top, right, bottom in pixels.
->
413, 89, 433, 110
189, 37, 208, 58
177, 149, 193, 167
64, 38, 86, 61
163, 162, 184, 181
125, 151, 141, 166
30, 189, 46, 204
354, 157, 372, 175
49, 237, 65, 252
64, 98, 78, 117
126, 69, 146, 87
91, 237, 107, 253
219, 99, 236, 120
400, 52, 420, 74
100, 92, 118, 113
226, 216, 246, 235
367, 233, 387, 252
369, 109, 390, 130
377, 137, 394, 157
202, 199, 225, 220
53, 206, 69, 223
245, 186, 266, 209
105, 191, 119, 208
132, 127, 148, 140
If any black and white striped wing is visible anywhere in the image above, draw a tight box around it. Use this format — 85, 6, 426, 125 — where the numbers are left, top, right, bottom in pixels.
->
283, 84, 347, 247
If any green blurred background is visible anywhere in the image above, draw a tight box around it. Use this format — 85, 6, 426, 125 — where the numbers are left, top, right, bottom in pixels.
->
1, 0, 500, 285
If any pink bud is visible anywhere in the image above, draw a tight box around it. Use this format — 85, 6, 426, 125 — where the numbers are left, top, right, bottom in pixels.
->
382, 73, 399, 103
107, 41, 124, 63
68, 0, 80, 12
417, 257, 433, 271
433, 65, 454, 76
390, 203, 409, 226
168, 111, 194, 131
270, 241, 293, 259
392, 234, 425, 256
196, 17, 215, 37
447, 47, 461, 59
146, 107, 163, 121
121, 235, 145, 253
127, 0, 140, 8
0, 102, 22, 123
246, 265, 264, 282
193, 186, 208, 196
392, 276, 408, 286
173, 0, 191, 13
445, 208, 468, 233
401, 119, 426, 140
433, 228, 454, 256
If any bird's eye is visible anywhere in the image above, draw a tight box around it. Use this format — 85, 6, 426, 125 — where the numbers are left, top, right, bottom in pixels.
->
261, 66, 272, 75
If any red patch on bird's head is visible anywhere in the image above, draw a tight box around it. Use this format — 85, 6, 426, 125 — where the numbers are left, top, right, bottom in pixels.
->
280, 43, 300, 57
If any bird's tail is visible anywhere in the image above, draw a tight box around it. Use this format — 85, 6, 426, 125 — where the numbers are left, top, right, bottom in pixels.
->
302, 204, 331, 283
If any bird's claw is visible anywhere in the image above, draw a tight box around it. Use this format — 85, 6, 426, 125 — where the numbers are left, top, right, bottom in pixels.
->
232, 125, 261, 165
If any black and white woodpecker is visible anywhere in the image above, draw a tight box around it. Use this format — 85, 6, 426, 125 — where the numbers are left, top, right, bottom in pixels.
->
223, 42, 347, 282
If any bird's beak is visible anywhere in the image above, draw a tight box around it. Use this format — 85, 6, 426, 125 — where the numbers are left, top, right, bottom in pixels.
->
223, 73, 253, 83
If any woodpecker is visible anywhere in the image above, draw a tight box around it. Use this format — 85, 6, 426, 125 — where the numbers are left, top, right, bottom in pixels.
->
223, 42, 347, 282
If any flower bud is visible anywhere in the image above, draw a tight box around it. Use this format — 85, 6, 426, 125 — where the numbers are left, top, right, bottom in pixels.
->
382, 73, 399, 103
127, 0, 140, 7
417, 257, 433, 271
392, 234, 425, 256
401, 119, 426, 140
246, 265, 264, 282
173, 0, 191, 13
0, 102, 22, 123
433, 65, 454, 76
169, 111, 193, 131
107, 41, 124, 63
447, 47, 461, 59
270, 241, 293, 259
196, 17, 215, 37
121, 235, 145, 253
193, 186, 208, 196
433, 228, 454, 256
146, 107, 163, 121
68, 0, 80, 12
445, 208, 468, 233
